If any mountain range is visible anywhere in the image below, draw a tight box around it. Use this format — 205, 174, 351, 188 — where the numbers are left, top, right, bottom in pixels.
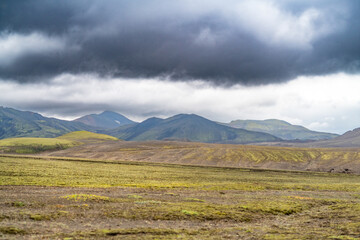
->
100, 114, 281, 144
0, 106, 96, 139
226, 119, 338, 140
1, 106, 357, 147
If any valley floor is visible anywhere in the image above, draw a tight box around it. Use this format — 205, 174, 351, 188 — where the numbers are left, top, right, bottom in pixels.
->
1, 155, 360, 239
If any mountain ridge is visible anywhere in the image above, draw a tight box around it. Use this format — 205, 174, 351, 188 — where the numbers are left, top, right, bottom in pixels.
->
298, 127, 360, 148
101, 113, 281, 144
74, 111, 136, 129
226, 119, 338, 140
0, 106, 348, 146
0, 107, 97, 139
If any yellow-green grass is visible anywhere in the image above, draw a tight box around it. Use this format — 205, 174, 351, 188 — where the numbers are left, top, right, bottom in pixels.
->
0, 138, 77, 147
1, 155, 360, 191
0, 138, 80, 154
57, 131, 118, 141
2, 155, 360, 239
0, 131, 118, 154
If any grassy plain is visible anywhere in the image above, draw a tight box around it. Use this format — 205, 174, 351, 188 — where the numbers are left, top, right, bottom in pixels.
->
0, 138, 79, 154
1, 155, 360, 239
0, 131, 118, 154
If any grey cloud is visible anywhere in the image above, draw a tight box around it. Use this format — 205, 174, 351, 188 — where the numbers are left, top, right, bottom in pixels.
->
0, 0, 359, 85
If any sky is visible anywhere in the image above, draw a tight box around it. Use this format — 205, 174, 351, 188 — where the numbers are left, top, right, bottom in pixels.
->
0, 0, 359, 134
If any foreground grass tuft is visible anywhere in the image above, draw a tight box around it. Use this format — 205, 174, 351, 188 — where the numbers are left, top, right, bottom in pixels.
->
0, 226, 26, 235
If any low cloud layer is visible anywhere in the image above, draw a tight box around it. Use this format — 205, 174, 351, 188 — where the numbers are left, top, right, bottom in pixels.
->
1, 73, 359, 134
0, 0, 359, 84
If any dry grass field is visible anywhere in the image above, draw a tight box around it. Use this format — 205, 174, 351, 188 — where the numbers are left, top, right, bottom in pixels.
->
0, 131, 119, 154
1, 133, 360, 239
1, 154, 360, 239
0, 138, 80, 154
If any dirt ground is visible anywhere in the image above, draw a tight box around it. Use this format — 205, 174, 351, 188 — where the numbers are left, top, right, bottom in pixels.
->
1, 185, 360, 239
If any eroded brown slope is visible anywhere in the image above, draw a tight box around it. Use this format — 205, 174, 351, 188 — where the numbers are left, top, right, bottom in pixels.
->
43, 140, 360, 174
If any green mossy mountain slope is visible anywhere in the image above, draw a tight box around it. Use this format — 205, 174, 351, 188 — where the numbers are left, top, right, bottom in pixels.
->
102, 114, 281, 144
58, 131, 119, 142
74, 111, 136, 129
0, 107, 97, 139
226, 119, 338, 140
0, 131, 118, 153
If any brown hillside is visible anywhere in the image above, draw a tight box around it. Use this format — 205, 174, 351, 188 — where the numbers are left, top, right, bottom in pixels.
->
44, 140, 360, 174
298, 128, 360, 148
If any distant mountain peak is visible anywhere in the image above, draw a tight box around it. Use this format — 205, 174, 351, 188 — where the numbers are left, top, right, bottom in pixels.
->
171, 113, 198, 119
100, 110, 119, 116
263, 119, 291, 124
74, 111, 136, 129
338, 127, 360, 139
301, 127, 360, 148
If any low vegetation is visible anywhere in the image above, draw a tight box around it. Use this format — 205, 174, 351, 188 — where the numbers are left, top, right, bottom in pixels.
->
0, 106, 96, 139
61, 194, 111, 202
2, 155, 360, 191
1, 155, 360, 239
0, 137, 79, 153
47, 140, 360, 173
0, 131, 118, 154
57, 131, 118, 142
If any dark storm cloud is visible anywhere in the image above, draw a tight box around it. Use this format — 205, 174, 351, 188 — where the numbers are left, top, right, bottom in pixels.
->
0, 0, 359, 85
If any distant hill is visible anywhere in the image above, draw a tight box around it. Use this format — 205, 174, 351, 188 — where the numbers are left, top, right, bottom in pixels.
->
102, 114, 281, 144
300, 128, 360, 148
0, 131, 118, 153
226, 119, 338, 140
0, 107, 96, 139
58, 131, 119, 143
74, 111, 136, 129
0, 137, 80, 154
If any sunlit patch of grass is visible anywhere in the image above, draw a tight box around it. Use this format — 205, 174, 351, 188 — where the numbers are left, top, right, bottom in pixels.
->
184, 197, 205, 202
0, 226, 26, 235
127, 194, 143, 199
57, 131, 118, 141
28, 211, 69, 221
61, 194, 110, 202
0, 138, 77, 147
10, 201, 26, 207
29, 213, 52, 221
288, 196, 313, 200
135, 200, 162, 205
181, 209, 199, 216
238, 200, 307, 215
337, 222, 360, 236
0, 138, 80, 153
104, 200, 263, 222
